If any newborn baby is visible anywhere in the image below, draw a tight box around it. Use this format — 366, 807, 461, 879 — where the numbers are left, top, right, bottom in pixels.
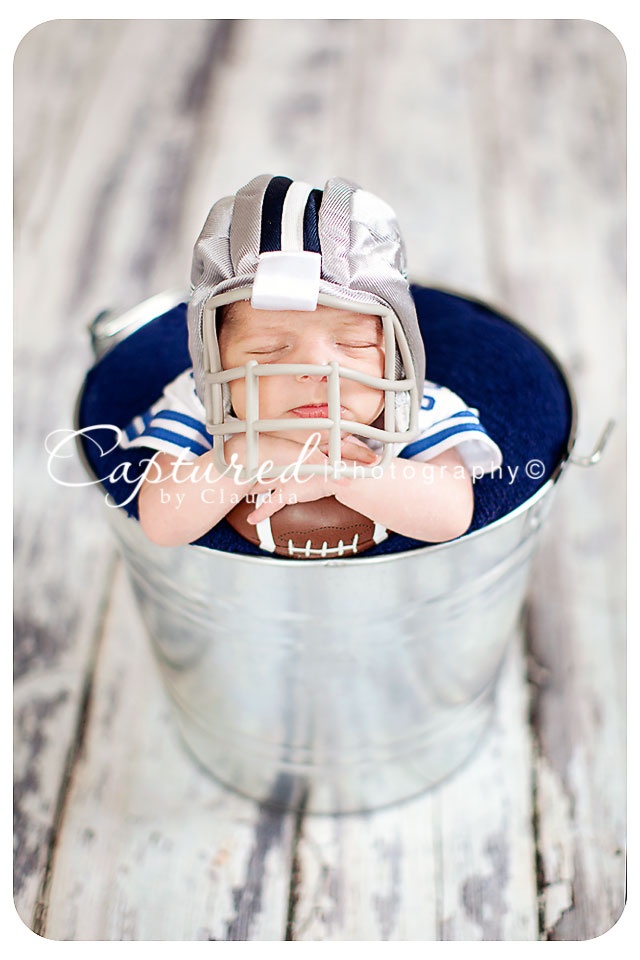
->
120, 174, 502, 548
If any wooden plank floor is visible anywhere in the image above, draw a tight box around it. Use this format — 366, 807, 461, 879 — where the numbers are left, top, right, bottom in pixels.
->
13, 19, 626, 941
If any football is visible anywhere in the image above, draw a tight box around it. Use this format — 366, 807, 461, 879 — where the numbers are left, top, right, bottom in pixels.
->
226, 495, 388, 559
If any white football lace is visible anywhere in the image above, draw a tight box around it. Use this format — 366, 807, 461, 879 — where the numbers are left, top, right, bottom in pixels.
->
288, 533, 360, 558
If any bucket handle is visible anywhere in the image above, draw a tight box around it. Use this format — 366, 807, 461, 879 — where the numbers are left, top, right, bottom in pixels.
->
89, 289, 188, 360
569, 419, 616, 467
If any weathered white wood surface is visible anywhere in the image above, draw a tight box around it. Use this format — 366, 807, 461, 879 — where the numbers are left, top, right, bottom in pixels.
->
13, 19, 625, 940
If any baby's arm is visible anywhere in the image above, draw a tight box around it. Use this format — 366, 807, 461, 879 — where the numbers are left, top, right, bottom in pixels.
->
332, 447, 473, 542
137, 448, 252, 546
248, 446, 474, 544
137, 433, 355, 546
137, 433, 472, 547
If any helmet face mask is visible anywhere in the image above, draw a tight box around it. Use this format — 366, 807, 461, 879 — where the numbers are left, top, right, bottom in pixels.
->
202, 292, 420, 481
189, 175, 426, 481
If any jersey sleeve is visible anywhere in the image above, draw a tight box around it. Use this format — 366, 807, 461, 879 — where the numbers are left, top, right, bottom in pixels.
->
397, 381, 502, 473
119, 369, 213, 461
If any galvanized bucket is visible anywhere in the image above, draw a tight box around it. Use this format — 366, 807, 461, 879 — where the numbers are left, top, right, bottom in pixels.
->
76, 289, 604, 814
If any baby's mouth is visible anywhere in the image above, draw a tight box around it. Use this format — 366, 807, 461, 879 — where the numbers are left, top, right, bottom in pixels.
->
289, 404, 349, 419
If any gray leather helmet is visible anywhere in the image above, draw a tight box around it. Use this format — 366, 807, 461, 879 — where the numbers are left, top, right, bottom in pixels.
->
188, 174, 425, 479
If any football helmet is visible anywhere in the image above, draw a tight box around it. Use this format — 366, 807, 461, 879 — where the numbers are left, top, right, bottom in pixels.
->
188, 174, 426, 480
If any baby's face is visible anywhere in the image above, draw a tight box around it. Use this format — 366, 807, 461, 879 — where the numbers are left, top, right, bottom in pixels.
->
218, 301, 385, 437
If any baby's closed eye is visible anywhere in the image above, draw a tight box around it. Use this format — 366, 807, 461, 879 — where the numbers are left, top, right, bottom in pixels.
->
337, 341, 380, 350
247, 344, 290, 356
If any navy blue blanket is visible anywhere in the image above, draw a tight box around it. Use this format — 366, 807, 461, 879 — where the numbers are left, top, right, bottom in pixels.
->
76, 286, 574, 557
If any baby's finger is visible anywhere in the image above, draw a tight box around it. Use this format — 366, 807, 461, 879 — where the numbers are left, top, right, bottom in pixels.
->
341, 442, 379, 465
252, 475, 280, 494
246, 490, 284, 525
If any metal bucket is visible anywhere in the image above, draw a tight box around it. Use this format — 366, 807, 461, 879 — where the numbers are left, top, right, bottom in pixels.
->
76, 291, 598, 814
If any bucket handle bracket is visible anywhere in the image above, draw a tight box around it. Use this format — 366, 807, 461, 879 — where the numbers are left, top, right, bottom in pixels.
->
569, 419, 616, 467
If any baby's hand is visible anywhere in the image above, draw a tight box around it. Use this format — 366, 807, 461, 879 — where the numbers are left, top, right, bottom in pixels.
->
245, 436, 379, 526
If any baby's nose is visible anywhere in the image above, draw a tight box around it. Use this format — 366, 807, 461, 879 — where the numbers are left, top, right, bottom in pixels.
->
295, 370, 328, 383
292, 338, 334, 380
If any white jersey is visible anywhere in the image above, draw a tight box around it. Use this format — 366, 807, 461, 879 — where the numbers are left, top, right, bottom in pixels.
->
120, 368, 502, 473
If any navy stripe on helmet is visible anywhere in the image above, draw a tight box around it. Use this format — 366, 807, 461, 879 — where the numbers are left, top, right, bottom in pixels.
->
259, 176, 293, 252
302, 189, 323, 254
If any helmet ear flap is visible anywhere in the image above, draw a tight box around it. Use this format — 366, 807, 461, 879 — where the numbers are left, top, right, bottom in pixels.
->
188, 193, 239, 403
213, 305, 233, 417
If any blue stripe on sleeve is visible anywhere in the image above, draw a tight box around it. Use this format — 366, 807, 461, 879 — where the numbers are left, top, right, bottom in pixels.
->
399, 422, 489, 459
426, 409, 479, 428
153, 409, 212, 441
123, 409, 159, 442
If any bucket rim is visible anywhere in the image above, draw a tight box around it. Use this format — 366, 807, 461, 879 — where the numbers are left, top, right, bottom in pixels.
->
77, 285, 578, 568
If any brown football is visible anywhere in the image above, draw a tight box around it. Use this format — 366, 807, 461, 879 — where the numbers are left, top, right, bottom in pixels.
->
226, 495, 388, 559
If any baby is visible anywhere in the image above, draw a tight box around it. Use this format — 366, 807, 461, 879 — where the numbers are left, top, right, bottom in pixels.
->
121, 175, 502, 548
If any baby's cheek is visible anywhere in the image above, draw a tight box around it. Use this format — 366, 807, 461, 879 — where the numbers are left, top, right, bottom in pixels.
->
257, 377, 291, 417
357, 383, 385, 412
